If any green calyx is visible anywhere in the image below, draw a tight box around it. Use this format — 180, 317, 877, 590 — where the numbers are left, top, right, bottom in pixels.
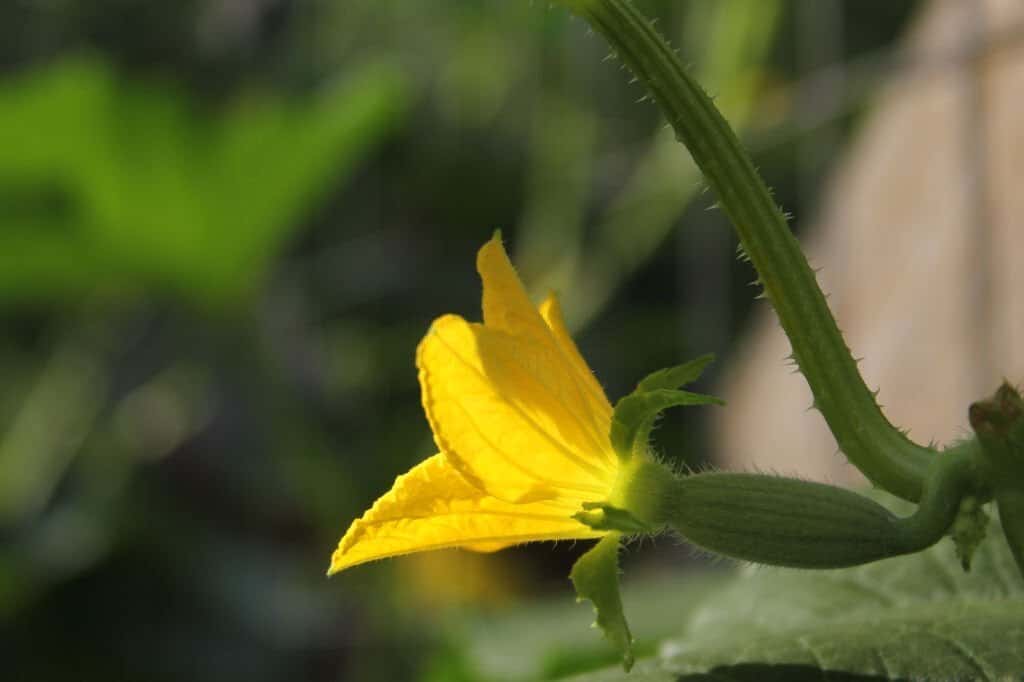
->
611, 458, 678, 528
568, 458, 679, 671
610, 354, 721, 462
569, 351, 722, 671
574, 458, 677, 534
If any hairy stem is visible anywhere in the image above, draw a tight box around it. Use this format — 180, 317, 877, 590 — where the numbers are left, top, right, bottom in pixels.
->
559, 0, 935, 500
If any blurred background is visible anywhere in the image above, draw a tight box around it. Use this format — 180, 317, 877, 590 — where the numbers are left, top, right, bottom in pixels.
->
3, 0, 1020, 680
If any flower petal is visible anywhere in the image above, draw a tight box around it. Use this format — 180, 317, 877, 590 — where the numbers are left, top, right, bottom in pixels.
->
478, 238, 613, 464
538, 293, 613, 422
477, 234, 552, 345
418, 314, 616, 503
328, 454, 600, 574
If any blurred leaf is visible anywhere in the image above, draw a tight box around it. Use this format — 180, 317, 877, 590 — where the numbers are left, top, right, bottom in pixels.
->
435, 4, 533, 127
516, 94, 596, 289
684, 0, 784, 122
528, 0, 783, 329
111, 363, 212, 460
0, 56, 408, 305
458, 569, 727, 681
565, 511, 1024, 681
0, 334, 107, 525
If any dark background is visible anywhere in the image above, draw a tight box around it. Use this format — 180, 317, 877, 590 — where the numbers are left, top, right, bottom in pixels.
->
0, 2, 920, 680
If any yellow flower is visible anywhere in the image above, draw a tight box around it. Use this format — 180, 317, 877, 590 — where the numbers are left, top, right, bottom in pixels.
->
328, 234, 622, 574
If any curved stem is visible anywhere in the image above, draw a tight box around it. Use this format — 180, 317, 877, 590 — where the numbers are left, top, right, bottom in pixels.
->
559, 0, 936, 501
896, 444, 983, 551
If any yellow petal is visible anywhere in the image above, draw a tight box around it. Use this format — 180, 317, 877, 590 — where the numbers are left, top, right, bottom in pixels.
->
477, 234, 552, 346
538, 293, 613, 422
418, 314, 616, 504
328, 454, 601, 574
477, 237, 613, 454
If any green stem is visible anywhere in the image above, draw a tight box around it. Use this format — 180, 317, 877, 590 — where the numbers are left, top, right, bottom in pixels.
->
969, 383, 1024, 576
560, 0, 935, 501
994, 487, 1024, 576
898, 444, 981, 549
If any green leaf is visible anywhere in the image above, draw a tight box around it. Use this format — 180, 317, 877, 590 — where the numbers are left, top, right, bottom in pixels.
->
0, 56, 408, 305
635, 354, 715, 394
610, 389, 723, 459
570, 533, 634, 671
565, 507, 1024, 681
457, 571, 729, 681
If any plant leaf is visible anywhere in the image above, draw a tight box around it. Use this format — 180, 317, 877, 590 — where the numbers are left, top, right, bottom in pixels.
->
456, 571, 730, 681
570, 533, 634, 671
564, 506, 1024, 681
0, 57, 408, 305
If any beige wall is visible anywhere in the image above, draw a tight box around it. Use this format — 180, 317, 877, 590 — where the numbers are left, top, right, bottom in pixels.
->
713, 0, 1024, 484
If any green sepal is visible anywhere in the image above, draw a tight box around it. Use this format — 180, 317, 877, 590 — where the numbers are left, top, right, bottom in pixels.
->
635, 353, 715, 393
574, 502, 652, 533
611, 355, 720, 461
611, 388, 723, 460
569, 533, 634, 671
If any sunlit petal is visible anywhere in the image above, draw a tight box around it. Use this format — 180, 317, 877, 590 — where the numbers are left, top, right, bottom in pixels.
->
538, 293, 614, 445
332, 236, 622, 577
477, 234, 553, 346
328, 454, 600, 573
478, 236, 613, 461
418, 314, 616, 503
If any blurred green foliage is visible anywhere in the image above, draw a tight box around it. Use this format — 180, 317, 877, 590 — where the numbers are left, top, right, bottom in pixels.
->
0, 1, 919, 680
0, 55, 406, 304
